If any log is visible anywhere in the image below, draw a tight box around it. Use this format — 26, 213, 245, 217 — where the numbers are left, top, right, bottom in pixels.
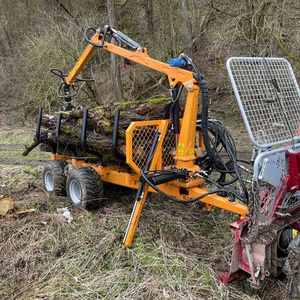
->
24, 98, 180, 162
36, 131, 126, 161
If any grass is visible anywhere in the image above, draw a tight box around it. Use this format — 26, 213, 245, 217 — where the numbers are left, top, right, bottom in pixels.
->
0, 127, 34, 145
0, 191, 243, 299
0, 189, 290, 299
0, 126, 50, 164
0, 149, 49, 162
0, 127, 290, 300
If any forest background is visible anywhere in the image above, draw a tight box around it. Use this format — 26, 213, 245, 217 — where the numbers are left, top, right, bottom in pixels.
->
1, 0, 299, 122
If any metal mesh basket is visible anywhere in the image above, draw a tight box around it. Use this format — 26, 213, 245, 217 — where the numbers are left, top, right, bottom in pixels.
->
227, 57, 300, 148
162, 123, 176, 168
129, 121, 202, 172
132, 125, 157, 170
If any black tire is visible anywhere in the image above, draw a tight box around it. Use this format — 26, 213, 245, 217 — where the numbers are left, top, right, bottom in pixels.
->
66, 167, 104, 210
43, 160, 67, 196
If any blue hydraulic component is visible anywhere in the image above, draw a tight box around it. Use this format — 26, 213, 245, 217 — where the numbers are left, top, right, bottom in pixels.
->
169, 58, 187, 68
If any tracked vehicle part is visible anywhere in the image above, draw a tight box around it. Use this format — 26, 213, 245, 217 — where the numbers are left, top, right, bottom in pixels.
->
43, 160, 67, 196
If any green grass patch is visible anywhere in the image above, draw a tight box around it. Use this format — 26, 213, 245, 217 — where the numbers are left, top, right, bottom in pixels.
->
0, 149, 49, 162
0, 129, 34, 145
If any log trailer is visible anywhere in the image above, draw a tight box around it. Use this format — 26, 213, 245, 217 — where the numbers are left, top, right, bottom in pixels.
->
36, 25, 300, 297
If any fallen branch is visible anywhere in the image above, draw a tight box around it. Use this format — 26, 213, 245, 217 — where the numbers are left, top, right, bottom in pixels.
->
22, 140, 41, 156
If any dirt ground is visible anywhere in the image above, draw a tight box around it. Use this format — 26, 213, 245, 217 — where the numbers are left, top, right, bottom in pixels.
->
0, 126, 291, 299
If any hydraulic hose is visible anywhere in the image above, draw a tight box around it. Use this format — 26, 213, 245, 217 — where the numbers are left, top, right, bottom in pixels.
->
140, 168, 245, 203
198, 74, 226, 171
181, 54, 248, 203
140, 168, 231, 204
198, 75, 248, 202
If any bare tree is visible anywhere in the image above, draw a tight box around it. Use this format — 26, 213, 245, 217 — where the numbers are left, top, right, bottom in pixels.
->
144, 0, 154, 32
270, 0, 284, 56
0, 27, 10, 54
107, 0, 124, 102
181, 0, 194, 58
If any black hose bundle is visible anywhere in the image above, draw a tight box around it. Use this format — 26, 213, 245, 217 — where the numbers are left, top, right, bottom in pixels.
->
138, 54, 249, 205
179, 54, 248, 202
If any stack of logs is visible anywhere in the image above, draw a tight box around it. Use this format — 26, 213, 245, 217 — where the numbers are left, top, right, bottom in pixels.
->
23, 98, 180, 162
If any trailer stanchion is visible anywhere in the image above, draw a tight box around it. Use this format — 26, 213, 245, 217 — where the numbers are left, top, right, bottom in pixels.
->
112, 109, 120, 158
55, 113, 62, 144
36, 107, 43, 141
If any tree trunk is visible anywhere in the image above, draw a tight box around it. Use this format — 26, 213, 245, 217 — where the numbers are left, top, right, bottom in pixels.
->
270, 0, 284, 56
144, 0, 154, 33
181, 0, 194, 58
107, 0, 124, 102
0, 27, 10, 54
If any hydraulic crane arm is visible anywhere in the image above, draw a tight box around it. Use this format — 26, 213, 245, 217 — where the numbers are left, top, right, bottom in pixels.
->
66, 26, 197, 92
59, 25, 201, 167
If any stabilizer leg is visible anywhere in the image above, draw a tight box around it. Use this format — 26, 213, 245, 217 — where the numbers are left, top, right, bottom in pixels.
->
123, 130, 161, 247
123, 185, 149, 247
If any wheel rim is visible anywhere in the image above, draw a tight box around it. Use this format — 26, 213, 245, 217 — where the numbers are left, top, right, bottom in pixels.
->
44, 170, 54, 191
69, 179, 82, 204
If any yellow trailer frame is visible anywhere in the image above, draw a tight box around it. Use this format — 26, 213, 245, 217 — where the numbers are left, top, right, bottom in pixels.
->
48, 25, 248, 247
51, 117, 248, 246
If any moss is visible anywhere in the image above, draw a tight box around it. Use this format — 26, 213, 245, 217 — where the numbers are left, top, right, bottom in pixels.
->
60, 125, 76, 137
116, 97, 171, 111
86, 140, 95, 148
119, 111, 142, 120
91, 105, 104, 111
146, 97, 171, 106
102, 154, 119, 161
59, 110, 82, 119
116, 101, 135, 111
118, 130, 126, 139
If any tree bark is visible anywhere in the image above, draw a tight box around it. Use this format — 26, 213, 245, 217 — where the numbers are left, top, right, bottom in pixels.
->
144, 0, 154, 33
270, 0, 284, 56
107, 0, 124, 102
0, 27, 10, 54
181, 0, 194, 58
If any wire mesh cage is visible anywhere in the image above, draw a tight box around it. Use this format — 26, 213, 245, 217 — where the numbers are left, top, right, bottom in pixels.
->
128, 121, 202, 172
227, 57, 300, 148
132, 125, 157, 170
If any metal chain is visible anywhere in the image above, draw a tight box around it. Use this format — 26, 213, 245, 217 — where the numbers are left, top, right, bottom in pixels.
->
246, 180, 261, 243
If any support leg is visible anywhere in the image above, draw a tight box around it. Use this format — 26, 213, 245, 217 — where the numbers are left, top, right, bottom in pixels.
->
123, 185, 149, 247
123, 130, 160, 247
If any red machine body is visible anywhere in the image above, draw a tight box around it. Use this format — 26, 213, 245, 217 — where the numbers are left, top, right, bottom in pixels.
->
221, 151, 300, 290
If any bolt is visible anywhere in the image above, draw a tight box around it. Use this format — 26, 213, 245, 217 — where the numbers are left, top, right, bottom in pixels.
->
187, 84, 192, 90
170, 83, 174, 88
